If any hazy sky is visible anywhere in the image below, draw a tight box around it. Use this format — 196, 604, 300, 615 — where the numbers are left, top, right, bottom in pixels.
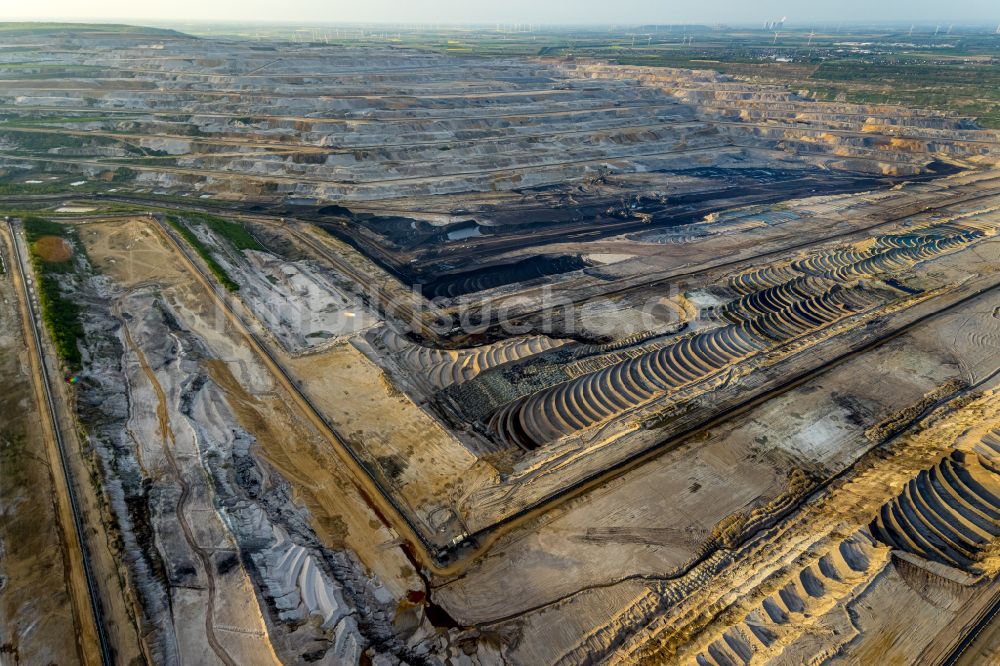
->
4, 0, 1000, 26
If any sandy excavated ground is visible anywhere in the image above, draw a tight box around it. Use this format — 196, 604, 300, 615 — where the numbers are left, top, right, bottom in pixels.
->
433, 282, 1000, 603
284, 343, 487, 540
7, 30, 1000, 664
73, 186, 1000, 664
163, 215, 488, 551
427, 284, 1000, 662
29, 177, 1000, 666
80, 219, 437, 664
0, 234, 80, 665
144, 182, 1000, 665
549, 387, 1000, 666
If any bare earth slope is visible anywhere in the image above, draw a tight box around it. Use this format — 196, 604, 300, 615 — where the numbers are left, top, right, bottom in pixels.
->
4, 27, 1000, 665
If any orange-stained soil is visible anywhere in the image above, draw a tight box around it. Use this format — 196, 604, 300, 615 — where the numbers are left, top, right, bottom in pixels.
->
32, 235, 73, 263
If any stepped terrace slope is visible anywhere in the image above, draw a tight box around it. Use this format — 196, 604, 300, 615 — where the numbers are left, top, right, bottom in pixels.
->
6, 26, 1000, 666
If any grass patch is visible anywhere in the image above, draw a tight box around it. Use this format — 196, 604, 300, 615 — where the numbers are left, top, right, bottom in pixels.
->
0, 179, 70, 195
0, 128, 160, 157
23, 215, 70, 241
23, 216, 84, 370
0, 129, 92, 152
166, 215, 240, 291
0, 165, 132, 196
185, 212, 263, 252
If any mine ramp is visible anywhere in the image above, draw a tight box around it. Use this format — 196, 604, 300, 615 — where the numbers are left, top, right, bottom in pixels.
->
7, 30, 1000, 664
13, 190, 1000, 569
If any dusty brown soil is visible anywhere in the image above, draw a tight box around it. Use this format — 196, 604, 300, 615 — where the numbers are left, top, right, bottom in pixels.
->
0, 233, 80, 665
81, 218, 185, 287
31, 235, 73, 263
6, 223, 149, 665
630, 388, 1000, 665
206, 358, 425, 598
7, 33, 1000, 664
284, 343, 486, 538
81, 218, 425, 601
955, 614, 1000, 665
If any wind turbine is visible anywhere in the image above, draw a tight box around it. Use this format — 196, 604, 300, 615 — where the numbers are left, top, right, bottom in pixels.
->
807, 29, 815, 46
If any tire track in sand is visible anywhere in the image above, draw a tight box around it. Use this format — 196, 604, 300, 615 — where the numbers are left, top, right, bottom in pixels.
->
115, 299, 238, 666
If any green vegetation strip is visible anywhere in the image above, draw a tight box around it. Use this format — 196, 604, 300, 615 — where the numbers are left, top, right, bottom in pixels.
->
0, 128, 165, 157
23, 216, 84, 370
0, 166, 135, 196
0, 180, 69, 195
185, 212, 264, 252
165, 215, 240, 291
